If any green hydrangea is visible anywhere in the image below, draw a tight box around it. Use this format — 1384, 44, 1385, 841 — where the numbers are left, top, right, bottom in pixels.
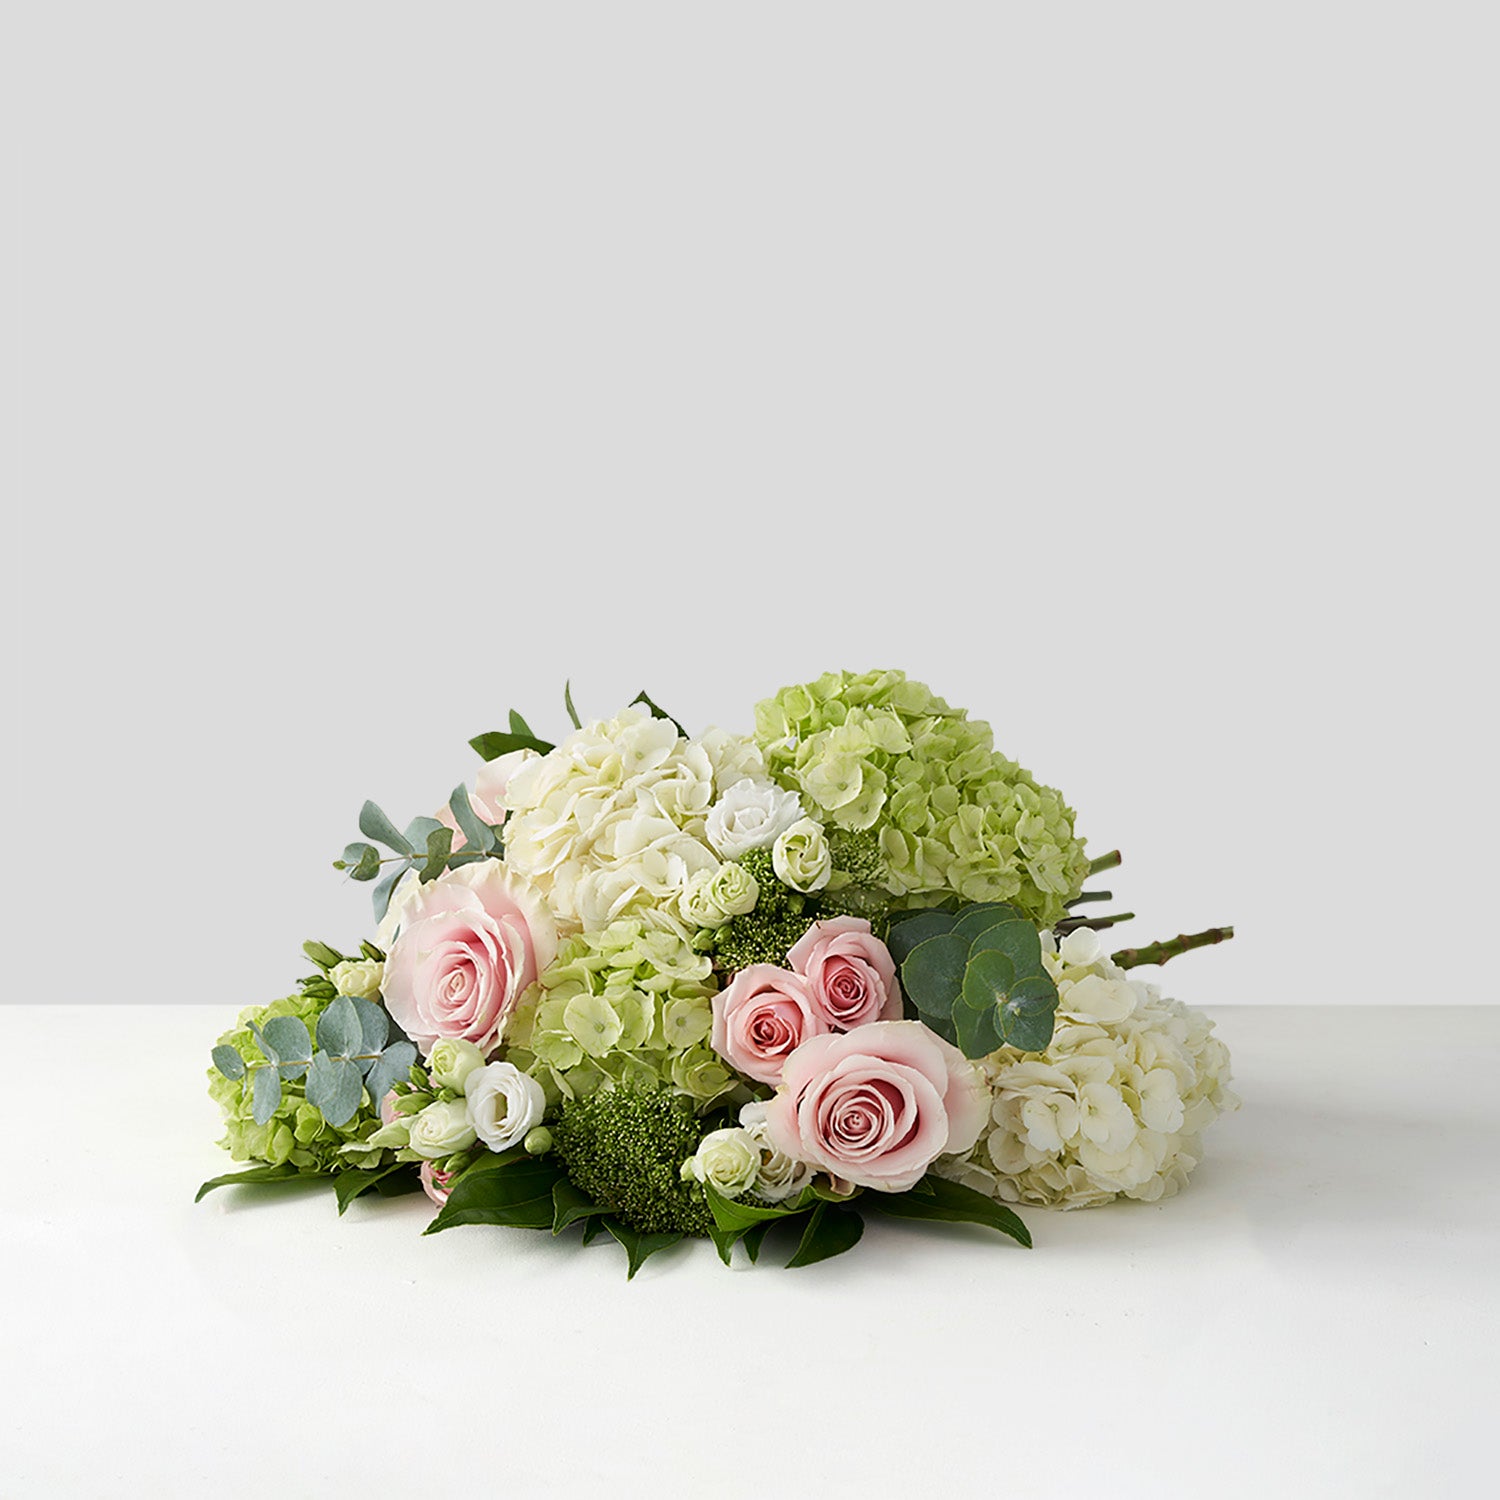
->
551, 1084, 714, 1236
208, 992, 388, 1171
504, 918, 738, 1109
754, 669, 1088, 925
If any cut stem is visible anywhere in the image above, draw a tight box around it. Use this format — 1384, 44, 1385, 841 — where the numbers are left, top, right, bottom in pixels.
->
1087, 849, 1122, 875
1059, 909, 1134, 933
1066, 890, 1113, 907
1113, 926, 1235, 970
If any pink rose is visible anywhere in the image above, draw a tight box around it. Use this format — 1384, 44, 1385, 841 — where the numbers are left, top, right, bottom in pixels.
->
420, 1161, 458, 1207
764, 1020, 989, 1192
787, 916, 902, 1030
436, 750, 534, 849
711, 965, 828, 1086
383, 861, 557, 1057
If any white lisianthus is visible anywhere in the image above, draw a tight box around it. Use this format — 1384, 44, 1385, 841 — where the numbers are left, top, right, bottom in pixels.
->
407, 1099, 477, 1160
464, 1061, 546, 1153
679, 863, 761, 929
682, 1126, 761, 1198
771, 817, 832, 893
738, 1100, 815, 1203
705, 779, 804, 859
330, 958, 383, 1000
428, 1038, 486, 1093
936, 937, 1238, 1210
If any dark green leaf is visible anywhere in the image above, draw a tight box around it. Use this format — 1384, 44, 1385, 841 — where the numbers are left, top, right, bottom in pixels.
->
448, 785, 493, 854
580, 1216, 609, 1246
211, 1045, 245, 1080
508, 709, 535, 737
372, 1166, 424, 1198
742, 1221, 773, 1264
251, 1065, 282, 1125
259, 1014, 311, 1065
867, 1174, 1032, 1247
552, 1178, 609, 1236
629, 690, 687, 737
951, 986, 1005, 1058
469, 730, 554, 761
564, 679, 582, 729
306, 1052, 363, 1126
334, 1163, 416, 1215
424, 1152, 561, 1234
316, 995, 362, 1058
194, 1162, 325, 1203
603, 1218, 684, 1279
887, 910, 956, 968
785, 1201, 865, 1268
419, 826, 454, 882
901, 932, 970, 1021
705, 1185, 812, 1236
359, 800, 412, 855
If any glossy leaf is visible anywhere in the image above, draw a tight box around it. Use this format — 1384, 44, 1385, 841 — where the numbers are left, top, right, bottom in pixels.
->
334, 1163, 416, 1215
552, 1178, 608, 1236
867, 1173, 1032, 1247
424, 1152, 561, 1234
194, 1162, 323, 1202
629, 690, 686, 737
603, 1218, 683, 1279
785, 1201, 865, 1268
469, 729, 554, 761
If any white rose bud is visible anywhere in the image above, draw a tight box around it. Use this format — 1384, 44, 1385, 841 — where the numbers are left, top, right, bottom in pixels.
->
679, 863, 760, 929
464, 1062, 546, 1153
407, 1099, 477, 1160
330, 958, 383, 1000
739, 1100, 814, 1203
683, 1127, 761, 1198
429, 1037, 486, 1092
772, 818, 832, 894
705, 779, 805, 859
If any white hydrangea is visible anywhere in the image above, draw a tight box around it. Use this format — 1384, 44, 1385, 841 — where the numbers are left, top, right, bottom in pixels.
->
502, 707, 758, 934
936, 929, 1238, 1210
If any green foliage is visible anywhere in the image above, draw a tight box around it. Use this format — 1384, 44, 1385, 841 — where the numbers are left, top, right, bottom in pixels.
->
703, 1180, 866, 1269
629, 689, 687, 738
195, 1162, 323, 1201
550, 1086, 715, 1237
893, 902, 1059, 1056
469, 728, 554, 760
425, 1151, 563, 1234
334, 1163, 421, 1214
863, 1172, 1032, 1247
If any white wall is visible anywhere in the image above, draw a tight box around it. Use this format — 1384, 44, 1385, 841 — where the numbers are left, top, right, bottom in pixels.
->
11, 5, 1496, 1007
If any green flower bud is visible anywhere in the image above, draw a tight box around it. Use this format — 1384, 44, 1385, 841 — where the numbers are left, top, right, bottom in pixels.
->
428, 1038, 486, 1092
524, 1126, 554, 1155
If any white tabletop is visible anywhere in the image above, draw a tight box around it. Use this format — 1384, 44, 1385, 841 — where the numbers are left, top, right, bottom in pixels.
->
3, 1004, 1495, 1498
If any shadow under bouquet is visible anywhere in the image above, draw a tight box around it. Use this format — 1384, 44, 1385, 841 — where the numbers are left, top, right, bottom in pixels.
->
200, 670, 1237, 1275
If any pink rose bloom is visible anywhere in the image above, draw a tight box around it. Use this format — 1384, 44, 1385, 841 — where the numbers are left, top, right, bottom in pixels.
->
436, 750, 534, 849
383, 861, 557, 1057
711, 965, 828, 1086
420, 1161, 458, 1208
764, 1020, 989, 1192
787, 916, 902, 1030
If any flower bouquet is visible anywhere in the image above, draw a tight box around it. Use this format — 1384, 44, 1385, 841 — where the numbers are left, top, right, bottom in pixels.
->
200, 671, 1237, 1274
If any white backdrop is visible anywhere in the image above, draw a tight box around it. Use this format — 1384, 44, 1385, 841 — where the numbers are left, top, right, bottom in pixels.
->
11, 5, 1497, 1009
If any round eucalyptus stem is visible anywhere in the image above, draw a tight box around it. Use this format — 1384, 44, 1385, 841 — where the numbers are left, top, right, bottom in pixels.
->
1112, 926, 1235, 970
1087, 849, 1122, 875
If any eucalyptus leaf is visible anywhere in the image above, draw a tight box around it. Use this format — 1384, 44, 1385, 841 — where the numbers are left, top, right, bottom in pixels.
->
993, 972, 1059, 1052
351, 996, 389, 1053
316, 995, 362, 1058
951, 902, 1021, 942
211, 1045, 245, 1080
419, 826, 454, 882
403, 815, 445, 849
365, 1041, 418, 1113
251, 1064, 282, 1125
306, 1052, 364, 1126
967, 917, 1044, 976
371, 860, 413, 922
351, 845, 381, 881
448, 785, 493, 853
359, 800, 412, 855
887, 910, 956, 968
259, 1014, 311, 1064
901, 932, 970, 1022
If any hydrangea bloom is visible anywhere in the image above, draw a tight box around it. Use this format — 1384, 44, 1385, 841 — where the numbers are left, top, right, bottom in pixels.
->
501, 708, 763, 934
503, 917, 739, 1108
753, 670, 1088, 925
936, 930, 1238, 1208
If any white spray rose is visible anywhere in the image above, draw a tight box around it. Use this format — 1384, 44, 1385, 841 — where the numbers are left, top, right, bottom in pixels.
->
428, 1038, 486, 1093
407, 1099, 477, 1159
679, 863, 761, 928
739, 1099, 815, 1203
705, 779, 804, 859
682, 1127, 761, 1198
464, 1062, 546, 1153
330, 958, 383, 1000
772, 818, 832, 893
